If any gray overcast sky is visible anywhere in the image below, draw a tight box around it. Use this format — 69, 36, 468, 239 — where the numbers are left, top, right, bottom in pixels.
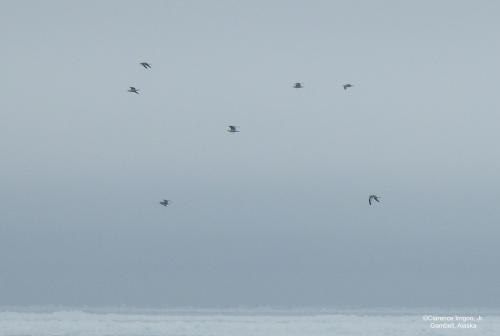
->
1, 0, 499, 307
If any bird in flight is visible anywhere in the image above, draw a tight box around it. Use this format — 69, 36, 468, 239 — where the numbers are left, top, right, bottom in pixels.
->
343, 83, 353, 90
227, 125, 240, 133
128, 87, 140, 94
293, 82, 303, 88
160, 199, 170, 207
140, 62, 152, 69
368, 195, 381, 205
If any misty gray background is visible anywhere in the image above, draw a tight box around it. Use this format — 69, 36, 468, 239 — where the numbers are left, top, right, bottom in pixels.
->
1, 0, 499, 307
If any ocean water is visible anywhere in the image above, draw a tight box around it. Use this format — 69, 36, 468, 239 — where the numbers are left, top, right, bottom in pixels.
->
0, 308, 499, 336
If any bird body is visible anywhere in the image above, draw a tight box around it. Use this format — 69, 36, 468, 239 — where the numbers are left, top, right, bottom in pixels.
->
369, 195, 381, 205
160, 200, 170, 207
343, 83, 353, 90
293, 82, 303, 88
140, 62, 151, 69
227, 125, 240, 133
128, 86, 140, 94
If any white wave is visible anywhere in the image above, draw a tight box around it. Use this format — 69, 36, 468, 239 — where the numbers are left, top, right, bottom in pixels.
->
0, 308, 499, 336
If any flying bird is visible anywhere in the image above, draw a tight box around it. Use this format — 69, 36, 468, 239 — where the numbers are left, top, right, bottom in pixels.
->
227, 125, 240, 133
140, 62, 151, 69
160, 200, 170, 207
293, 82, 303, 88
343, 83, 353, 90
128, 87, 140, 94
368, 195, 381, 205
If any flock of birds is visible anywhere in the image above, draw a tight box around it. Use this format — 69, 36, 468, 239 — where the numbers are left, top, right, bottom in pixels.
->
129, 62, 381, 208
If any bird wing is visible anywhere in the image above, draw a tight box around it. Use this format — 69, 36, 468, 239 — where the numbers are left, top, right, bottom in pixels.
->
369, 196, 372, 205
